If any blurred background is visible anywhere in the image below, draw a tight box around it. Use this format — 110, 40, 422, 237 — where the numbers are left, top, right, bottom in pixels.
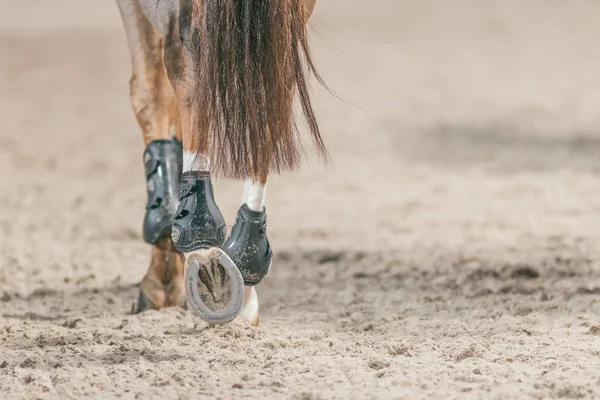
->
1, 1, 600, 398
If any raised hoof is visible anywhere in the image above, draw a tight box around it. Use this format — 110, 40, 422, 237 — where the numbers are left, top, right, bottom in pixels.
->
135, 289, 159, 314
185, 248, 245, 324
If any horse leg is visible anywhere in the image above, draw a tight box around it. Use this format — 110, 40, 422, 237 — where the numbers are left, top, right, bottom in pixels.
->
117, 0, 185, 312
221, 178, 269, 326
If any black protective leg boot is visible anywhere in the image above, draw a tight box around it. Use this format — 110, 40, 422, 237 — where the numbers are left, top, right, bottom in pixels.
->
222, 204, 273, 286
171, 171, 227, 252
142, 138, 182, 244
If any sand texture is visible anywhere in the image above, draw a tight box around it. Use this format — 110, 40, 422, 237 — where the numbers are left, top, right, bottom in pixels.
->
1, 1, 600, 398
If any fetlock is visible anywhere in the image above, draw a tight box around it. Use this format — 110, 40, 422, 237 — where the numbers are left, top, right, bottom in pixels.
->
142, 138, 182, 244
171, 171, 227, 252
136, 238, 185, 313
222, 204, 272, 286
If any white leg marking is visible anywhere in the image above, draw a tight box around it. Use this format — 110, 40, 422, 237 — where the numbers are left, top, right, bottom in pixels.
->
243, 180, 267, 211
238, 286, 259, 324
183, 150, 210, 172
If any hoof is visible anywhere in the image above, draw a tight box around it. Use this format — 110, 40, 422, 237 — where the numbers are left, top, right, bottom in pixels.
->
185, 248, 245, 324
239, 286, 260, 327
135, 289, 159, 314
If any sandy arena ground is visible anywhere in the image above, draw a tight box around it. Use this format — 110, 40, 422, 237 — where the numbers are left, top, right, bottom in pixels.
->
2, 1, 600, 398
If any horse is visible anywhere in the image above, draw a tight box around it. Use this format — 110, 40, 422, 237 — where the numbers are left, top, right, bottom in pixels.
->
115, 0, 326, 326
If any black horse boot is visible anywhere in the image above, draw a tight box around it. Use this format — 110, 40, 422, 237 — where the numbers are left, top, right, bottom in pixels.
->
222, 205, 272, 286
171, 171, 227, 252
142, 138, 182, 244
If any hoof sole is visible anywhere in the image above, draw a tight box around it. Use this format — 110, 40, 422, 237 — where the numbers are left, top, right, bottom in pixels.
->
185, 248, 245, 324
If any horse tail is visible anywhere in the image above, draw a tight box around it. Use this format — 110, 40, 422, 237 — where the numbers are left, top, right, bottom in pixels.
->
191, 0, 327, 179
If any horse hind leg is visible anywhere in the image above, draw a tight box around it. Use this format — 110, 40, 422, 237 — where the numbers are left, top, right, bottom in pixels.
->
221, 178, 270, 327
172, 145, 246, 324
117, 0, 185, 312
168, 101, 247, 324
